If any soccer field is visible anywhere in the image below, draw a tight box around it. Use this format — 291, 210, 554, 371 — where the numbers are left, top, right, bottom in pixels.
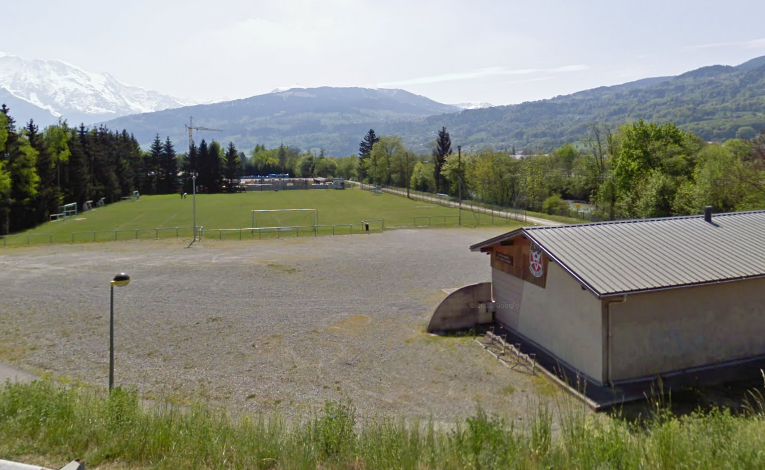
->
5, 187, 519, 246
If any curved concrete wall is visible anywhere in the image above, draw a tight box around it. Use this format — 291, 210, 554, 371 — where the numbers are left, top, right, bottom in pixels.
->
427, 282, 492, 333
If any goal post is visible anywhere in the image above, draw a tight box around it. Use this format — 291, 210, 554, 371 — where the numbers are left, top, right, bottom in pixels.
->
59, 202, 77, 219
251, 209, 319, 233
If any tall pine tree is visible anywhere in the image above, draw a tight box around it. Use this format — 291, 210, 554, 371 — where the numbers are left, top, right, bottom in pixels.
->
432, 126, 452, 193
358, 129, 379, 181
277, 143, 287, 175
223, 142, 242, 192
3, 114, 40, 233
158, 137, 178, 194
182, 142, 199, 193
197, 139, 210, 192
209, 141, 224, 193
147, 134, 163, 194
28, 120, 58, 221
0, 108, 13, 234
0, 114, 9, 202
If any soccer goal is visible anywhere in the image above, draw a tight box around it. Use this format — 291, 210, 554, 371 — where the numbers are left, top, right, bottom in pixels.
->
251, 209, 319, 233
58, 202, 77, 219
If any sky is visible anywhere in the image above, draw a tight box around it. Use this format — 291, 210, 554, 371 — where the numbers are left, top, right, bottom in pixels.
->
3, 0, 765, 106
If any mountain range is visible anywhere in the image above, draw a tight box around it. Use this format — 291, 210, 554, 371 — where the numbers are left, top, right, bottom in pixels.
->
101, 56, 765, 155
0, 52, 188, 125
102, 86, 461, 154
394, 55, 765, 152
2, 52, 765, 155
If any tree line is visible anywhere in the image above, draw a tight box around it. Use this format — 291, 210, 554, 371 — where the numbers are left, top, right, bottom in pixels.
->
355, 122, 765, 220
0, 106, 150, 235
0, 105, 362, 235
4, 98, 765, 236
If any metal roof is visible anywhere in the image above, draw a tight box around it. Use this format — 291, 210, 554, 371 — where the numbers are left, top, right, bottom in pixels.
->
470, 210, 765, 298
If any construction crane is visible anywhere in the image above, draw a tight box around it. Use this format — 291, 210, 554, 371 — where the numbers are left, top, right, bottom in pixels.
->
185, 116, 222, 151
184, 117, 222, 246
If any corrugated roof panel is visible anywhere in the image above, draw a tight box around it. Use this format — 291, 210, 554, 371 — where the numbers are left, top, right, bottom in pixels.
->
480, 210, 765, 297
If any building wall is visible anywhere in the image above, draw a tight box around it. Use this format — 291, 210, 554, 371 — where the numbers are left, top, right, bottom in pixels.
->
492, 268, 523, 329
609, 277, 765, 381
491, 255, 604, 382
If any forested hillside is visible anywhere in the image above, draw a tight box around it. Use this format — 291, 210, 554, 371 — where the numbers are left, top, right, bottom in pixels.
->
102, 87, 459, 156
403, 57, 765, 152
98, 57, 765, 156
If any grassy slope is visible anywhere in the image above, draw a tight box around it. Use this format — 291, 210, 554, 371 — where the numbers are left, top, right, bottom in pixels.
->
3, 381, 765, 470
3, 189, 519, 246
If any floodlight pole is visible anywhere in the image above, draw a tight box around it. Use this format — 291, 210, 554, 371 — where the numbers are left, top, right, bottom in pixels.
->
458, 145, 462, 226
192, 173, 197, 241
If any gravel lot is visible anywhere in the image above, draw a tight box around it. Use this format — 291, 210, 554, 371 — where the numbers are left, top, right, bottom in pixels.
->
0, 228, 563, 423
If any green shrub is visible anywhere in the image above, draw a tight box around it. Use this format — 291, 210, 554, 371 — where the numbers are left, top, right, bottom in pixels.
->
542, 194, 568, 215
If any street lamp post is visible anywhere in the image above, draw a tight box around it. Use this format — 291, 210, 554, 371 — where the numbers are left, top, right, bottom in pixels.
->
457, 145, 462, 226
192, 173, 197, 241
109, 273, 131, 392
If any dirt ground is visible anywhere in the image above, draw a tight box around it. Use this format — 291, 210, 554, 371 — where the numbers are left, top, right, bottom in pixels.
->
0, 228, 568, 423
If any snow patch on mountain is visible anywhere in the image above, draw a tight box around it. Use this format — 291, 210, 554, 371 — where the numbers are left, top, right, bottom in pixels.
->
270, 84, 307, 93
452, 101, 494, 110
0, 52, 188, 123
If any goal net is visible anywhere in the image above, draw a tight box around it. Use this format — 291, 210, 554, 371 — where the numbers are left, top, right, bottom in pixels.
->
58, 202, 77, 219
251, 209, 318, 232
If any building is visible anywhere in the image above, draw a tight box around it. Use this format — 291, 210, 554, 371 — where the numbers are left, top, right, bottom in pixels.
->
430, 209, 765, 388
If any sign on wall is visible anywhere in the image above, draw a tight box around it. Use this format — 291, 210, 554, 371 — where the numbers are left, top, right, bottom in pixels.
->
529, 243, 544, 278
490, 237, 547, 288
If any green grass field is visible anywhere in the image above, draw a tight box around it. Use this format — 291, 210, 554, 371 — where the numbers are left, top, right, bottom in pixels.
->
2, 188, 522, 247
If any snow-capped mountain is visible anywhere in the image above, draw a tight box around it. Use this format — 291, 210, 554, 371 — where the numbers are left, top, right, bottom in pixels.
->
270, 84, 307, 93
452, 101, 494, 110
0, 52, 189, 126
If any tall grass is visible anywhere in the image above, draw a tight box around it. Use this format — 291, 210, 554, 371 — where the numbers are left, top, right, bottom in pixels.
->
3, 380, 765, 469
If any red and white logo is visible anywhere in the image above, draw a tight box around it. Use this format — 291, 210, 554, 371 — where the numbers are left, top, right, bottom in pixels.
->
529, 243, 544, 278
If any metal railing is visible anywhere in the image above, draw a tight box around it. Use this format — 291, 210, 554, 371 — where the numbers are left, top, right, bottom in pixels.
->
199, 222, 378, 241
413, 215, 460, 227
0, 233, 53, 247
70, 226, 197, 243
1, 226, 201, 248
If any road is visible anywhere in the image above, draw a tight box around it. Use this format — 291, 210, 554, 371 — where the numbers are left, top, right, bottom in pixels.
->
350, 182, 564, 227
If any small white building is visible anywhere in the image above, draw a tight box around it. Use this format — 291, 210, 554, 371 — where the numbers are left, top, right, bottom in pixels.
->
430, 209, 765, 387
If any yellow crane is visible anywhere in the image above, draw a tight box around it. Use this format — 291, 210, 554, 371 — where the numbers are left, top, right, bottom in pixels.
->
184, 116, 222, 151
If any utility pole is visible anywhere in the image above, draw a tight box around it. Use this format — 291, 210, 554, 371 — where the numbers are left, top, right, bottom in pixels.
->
458, 145, 462, 226
184, 117, 221, 244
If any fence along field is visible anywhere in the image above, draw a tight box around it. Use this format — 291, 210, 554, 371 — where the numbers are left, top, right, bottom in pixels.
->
0, 187, 518, 247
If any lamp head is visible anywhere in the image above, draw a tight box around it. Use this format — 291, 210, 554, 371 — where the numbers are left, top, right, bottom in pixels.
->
111, 273, 131, 287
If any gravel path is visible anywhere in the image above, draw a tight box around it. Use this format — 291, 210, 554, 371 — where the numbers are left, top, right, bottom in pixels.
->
0, 228, 563, 423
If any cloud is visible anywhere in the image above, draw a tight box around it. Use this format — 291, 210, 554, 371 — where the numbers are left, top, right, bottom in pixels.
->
379, 65, 588, 87
684, 38, 765, 50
